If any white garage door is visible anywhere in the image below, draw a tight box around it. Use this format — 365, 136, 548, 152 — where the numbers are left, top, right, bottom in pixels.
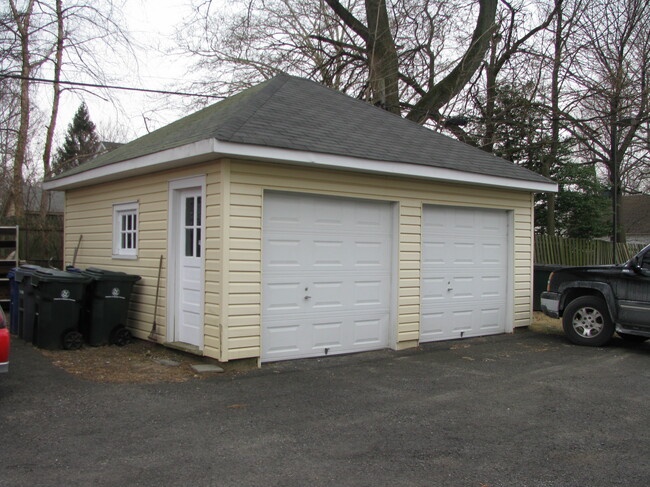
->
421, 205, 509, 342
262, 192, 393, 362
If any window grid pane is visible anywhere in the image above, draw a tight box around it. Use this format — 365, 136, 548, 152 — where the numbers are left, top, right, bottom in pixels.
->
116, 208, 138, 253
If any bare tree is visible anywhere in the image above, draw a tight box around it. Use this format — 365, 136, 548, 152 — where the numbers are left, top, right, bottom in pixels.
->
563, 0, 650, 244
1, 0, 132, 215
41, 0, 63, 182
40, 0, 133, 180
6, 0, 49, 217
180, 0, 498, 124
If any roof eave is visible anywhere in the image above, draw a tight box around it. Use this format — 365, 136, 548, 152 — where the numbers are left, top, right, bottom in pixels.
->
42, 139, 558, 193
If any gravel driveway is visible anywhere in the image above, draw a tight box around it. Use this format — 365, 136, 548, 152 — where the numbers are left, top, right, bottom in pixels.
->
1, 328, 649, 487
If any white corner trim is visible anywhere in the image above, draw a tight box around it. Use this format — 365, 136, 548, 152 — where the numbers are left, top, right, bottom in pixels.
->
43, 138, 558, 193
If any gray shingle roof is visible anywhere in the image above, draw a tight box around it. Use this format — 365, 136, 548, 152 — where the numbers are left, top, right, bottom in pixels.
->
50, 74, 551, 184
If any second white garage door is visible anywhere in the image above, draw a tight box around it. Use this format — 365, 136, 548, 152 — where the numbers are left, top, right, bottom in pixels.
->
262, 192, 393, 362
420, 205, 510, 342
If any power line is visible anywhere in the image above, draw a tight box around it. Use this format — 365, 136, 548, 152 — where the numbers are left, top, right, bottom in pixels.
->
1, 74, 225, 99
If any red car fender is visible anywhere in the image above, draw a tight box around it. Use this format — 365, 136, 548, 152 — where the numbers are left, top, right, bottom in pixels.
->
0, 311, 9, 371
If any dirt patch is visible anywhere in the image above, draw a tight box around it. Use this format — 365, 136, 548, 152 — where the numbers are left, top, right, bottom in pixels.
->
37, 313, 564, 383
38, 339, 255, 384
530, 311, 563, 336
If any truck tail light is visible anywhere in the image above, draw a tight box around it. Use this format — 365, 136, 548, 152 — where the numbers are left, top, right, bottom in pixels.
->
547, 272, 554, 292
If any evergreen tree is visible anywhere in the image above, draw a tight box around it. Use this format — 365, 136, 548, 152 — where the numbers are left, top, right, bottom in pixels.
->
470, 83, 611, 238
52, 103, 99, 176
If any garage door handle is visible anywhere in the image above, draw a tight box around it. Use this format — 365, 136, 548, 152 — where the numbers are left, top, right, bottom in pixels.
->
304, 295, 312, 300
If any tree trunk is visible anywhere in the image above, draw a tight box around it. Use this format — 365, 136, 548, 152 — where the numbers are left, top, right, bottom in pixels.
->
406, 0, 498, 123
364, 0, 400, 114
42, 0, 64, 185
325, 0, 497, 122
546, 5, 565, 236
482, 32, 499, 153
10, 0, 37, 218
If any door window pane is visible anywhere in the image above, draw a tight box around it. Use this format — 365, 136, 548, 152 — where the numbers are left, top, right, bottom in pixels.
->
185, 229, 194, 256
185, 197, 195, 226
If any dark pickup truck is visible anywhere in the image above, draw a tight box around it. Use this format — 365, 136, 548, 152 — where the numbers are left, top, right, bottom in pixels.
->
540, 244, 650, 346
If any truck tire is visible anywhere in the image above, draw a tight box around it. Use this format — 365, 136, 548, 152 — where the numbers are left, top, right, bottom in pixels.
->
562, 296, 614, 347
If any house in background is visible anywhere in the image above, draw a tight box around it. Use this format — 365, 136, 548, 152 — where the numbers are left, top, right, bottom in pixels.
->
44, 75, 556, 364
23, 185, 65, 216
622, 194, 650, 245
96, 141, 124, 156
0, 183, 64, 218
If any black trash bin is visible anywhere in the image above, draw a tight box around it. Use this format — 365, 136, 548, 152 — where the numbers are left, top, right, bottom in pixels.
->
8, 269, 18, 334
31, 268, 91, 350
14, 265, 43, 341
81, 267, 141, 346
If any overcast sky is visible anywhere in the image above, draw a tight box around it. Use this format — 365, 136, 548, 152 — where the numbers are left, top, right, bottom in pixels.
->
54, 0, 201, 145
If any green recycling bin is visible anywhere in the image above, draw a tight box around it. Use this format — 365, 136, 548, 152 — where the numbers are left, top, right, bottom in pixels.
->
31, 269, 91, 350
80, 267, 141, 346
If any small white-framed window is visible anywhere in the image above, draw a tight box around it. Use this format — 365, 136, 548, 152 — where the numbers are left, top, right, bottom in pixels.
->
113, 201, 138, 259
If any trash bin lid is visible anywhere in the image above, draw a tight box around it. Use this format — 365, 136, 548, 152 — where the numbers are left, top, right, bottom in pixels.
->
31, 268, 92, 284
14, 265, 44, 282
82, 267, 141, 282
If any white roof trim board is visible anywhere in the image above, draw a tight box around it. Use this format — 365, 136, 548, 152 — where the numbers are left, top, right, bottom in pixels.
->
44, 138, 557, 192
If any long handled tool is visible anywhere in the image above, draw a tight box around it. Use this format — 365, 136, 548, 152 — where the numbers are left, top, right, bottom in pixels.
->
148, 255, 164, 342
71, 235, 83, 268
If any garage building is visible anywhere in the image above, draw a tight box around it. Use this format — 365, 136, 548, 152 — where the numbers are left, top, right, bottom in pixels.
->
44, 74, 556, 363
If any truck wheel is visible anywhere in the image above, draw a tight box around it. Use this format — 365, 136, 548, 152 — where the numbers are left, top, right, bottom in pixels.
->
617, 332, 648, 343
562, 296, 614, 347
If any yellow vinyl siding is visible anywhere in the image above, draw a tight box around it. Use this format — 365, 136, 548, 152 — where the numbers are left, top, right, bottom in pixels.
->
219, 160, 535, 361
63, 156, 536, 363
63, 162, 223, 360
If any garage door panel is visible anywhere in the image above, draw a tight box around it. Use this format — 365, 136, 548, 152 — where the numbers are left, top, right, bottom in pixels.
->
354, 279, 386, 306
422, 242, 446, 266
313, 239, 345, 267
481, 212, 506, 233
421, 277, 446, 302
421, 305, 505, 341
451, 276, 475, 298
263, 312, 390, 360
313, 320, 344, 349
482, 276, 505, 298
421, 205, 509, 343
265, 322, 302, 356
263, 192, 393, 361
420, 311, 445, 340
311, 280, 345, 309
264, 237, 303, 269
482, 243, 505, 263
479, 308, 503, 331
354, 240, 388, 267
264, 281, 304, 312
353, 317, 385, 346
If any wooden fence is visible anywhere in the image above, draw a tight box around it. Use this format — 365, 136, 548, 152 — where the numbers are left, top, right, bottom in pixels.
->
0, 215, 64, 269
535, 235, 645, 266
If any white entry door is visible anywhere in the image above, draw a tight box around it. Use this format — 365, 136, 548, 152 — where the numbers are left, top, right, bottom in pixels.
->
420, 205, 509, 342
262, 192, 393, 362
172, 186, 204, 347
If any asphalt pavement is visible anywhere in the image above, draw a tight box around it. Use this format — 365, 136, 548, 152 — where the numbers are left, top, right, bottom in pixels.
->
1, 328, 649, 487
